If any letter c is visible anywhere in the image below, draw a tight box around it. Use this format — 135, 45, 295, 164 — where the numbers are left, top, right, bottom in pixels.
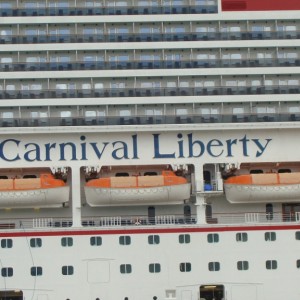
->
0, 139, 21, 161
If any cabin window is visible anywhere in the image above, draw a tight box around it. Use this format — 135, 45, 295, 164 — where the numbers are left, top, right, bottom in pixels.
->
266, 203, 273, 220
62, 266, 74, 275
208, 262, 220, 271
115, 172, 129, 177
179, 262, 191, 272
297, 260, 300, 268
1, 267, 13, 277
119, 236, 131, 245
0, 176, 8, 179
237, 261, 249, 271
144, 172, 157, 176
207, 233, 219, 243
120, 264, 132, 274
149, 263, 161, 273
61, 237, 73, 247
30, 238, 42, 248
236, 232, 248, 242
265, 232, 276, 241
266, 260, 277, 270
1, 239, 12, 248
278, 169, 291, 173
296, 232, 300, 240
148, 235, 160, 245
31, 266, 43, 276
179, 234, 190, 244
90, 236, 102, 246
23, 174, 37, 178
250, 169, 263, 174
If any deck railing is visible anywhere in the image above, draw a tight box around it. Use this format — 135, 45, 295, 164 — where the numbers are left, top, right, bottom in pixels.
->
0, 213, 299, 231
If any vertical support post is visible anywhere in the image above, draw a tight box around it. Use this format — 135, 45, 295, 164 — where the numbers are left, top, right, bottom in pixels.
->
195, 194, 207, 224
193, 163, 204, 192
71, 166, 82, 227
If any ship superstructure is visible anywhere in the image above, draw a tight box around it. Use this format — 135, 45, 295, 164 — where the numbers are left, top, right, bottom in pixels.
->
0, 0, 300, 299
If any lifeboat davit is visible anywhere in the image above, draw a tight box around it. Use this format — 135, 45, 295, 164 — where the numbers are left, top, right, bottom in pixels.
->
84, 170, 191, 206
224, 172, 300, 203
0, 173, 69, 208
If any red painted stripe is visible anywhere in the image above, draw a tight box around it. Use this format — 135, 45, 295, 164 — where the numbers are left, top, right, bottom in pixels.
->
1, 224, 300, 237
222, 0, 300, 11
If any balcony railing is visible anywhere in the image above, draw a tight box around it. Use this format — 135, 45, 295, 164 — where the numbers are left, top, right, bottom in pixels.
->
0, 85, 299, 100
0, 30, 299, 45
0, 4, 218, 16
0, 112, 299, 128
1, 58, 299, 72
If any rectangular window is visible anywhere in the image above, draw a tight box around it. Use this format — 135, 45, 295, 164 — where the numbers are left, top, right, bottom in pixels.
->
90, 236, 102, 246
1, 239, 12, 248
30, 238, 42, 248
61, 237, 73, 247
149, 263, 161, 273
179, 262, 191, 272
237, 261, 249, 270
148, 235, 160, 245
266, 260, 277, 270
179, 234, 190, 244
265, 232, 276, 241
208, 262, 220, 271
297, 260, 300, 268
207, 233, 219, 243
62, 265, 74, 275
119, 236, 131, 245
31, 266, 42, 276
295, 231, 300, 240
236, 232, 248, 242
120, 264, 132, 274
1, 267, 13, 277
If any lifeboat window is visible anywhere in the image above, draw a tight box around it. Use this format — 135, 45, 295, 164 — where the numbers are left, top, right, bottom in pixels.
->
207, 233, 219, 243
90, 236, 102, 246
0, 176, 8, 179
115, 172, 129, 177
30, 238, 42, 248
144, 172, 157, 176
62, 265, 74, 275
149, 263, 161, 273
208, 261, 220, 271
1, 267, 13, 277
31, 266, 43, 276
1, 239, 13, 248
237, 260, 249, 270
266, 260, 277, 270
148, 235, 160, 245
179, 234, 190, 244
179, 262, 191, 272
266, 203, 273, 220
278, 168, 291, 173
120, 264, 132, 274
119, 235, 131, 245
23, 174, 37, 178
236, 232, 248, 242
61, 237, 73, 247
265, 232, 276, 241
200, 284, 224, 300
250, 169, 263, 174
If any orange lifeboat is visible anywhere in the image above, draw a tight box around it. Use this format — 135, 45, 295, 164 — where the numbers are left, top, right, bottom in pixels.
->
224, 172, 300, 203
0, 173, 69, 208
84, 170, 191, 206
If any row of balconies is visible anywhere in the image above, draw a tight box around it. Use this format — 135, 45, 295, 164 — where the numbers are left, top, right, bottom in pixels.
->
0, 85, 299, 99
0, 58, 299, 72
1, 30, 299, 44
0, 113, 299, 128
0, 4, 217, 16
